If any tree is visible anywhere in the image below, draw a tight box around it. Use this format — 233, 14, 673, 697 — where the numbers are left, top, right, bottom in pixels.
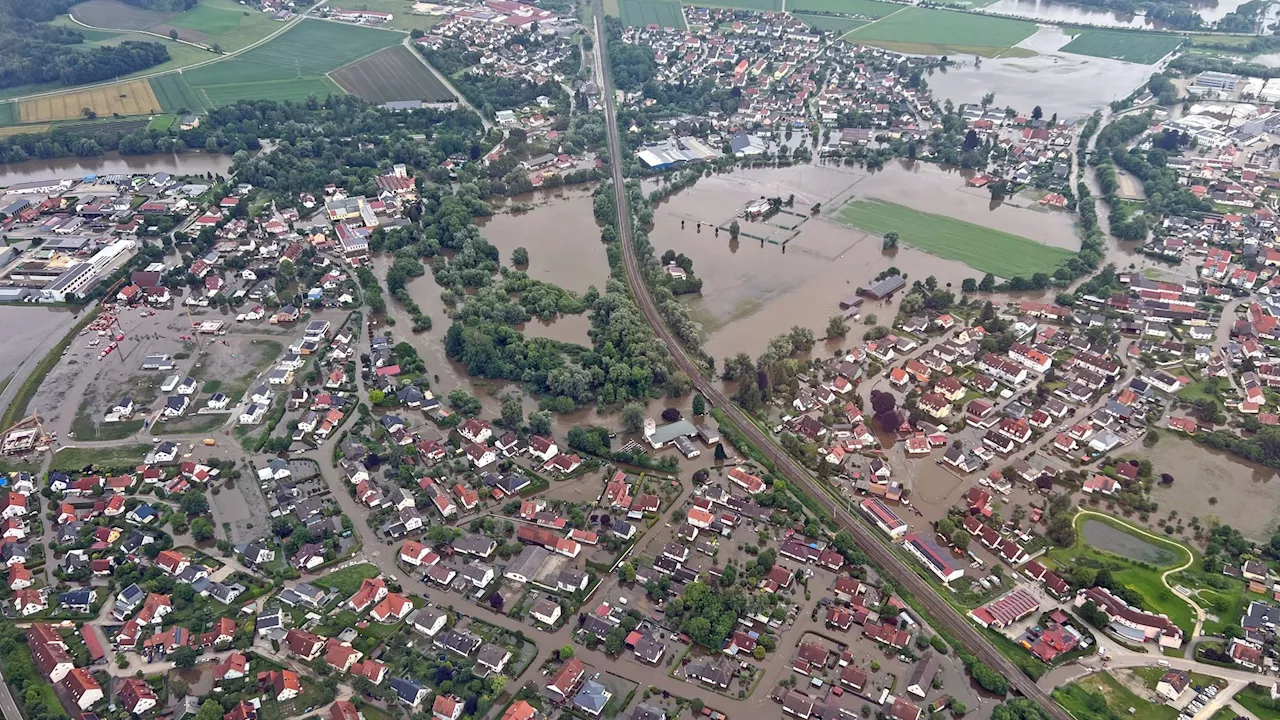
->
961, 278, 977, 293
620, 403, 646, 433
953, 533, 970, 551
729, 220, 740, 241
447, 388, 481, 416
970, 662, 1008, 695
1031, 106, 1043, 120
179, 492, 209, 517
882, 231, 899, 251
978, 273, 996, 292
827, 316, 848, 337
367, 389, 385, 405
951, 701, 967, 717
981, 92, 995, 110
511, 247, 529, 266
661, 408, 682, 422
713, 443, 727, 462
195, 700, 224, 720
488, 592, 504, 611
692, 395, 706, 415
191, 517, 214, 542
529, 410, 552, 435
559, 645, 574, 660
500, 393, 523, 429
170, 646, 199, 668
169, 28, 179, 40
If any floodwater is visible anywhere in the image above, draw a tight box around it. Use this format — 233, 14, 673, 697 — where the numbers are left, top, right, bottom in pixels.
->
924, 27, 1157, 121
1249, 52, 1280, 66
476, 185, 610, 294
0, 151, 234, 185
1080, 518, 1179, 565
646, 162, 1074, 360
980, 0, 1253, 25
1131, 434, 1280, 541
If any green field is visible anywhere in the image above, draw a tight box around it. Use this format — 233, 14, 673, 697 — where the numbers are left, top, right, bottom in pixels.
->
1235, 685, 1280, 720
1060, 29, 1184, 64
1043, 511, 1197, 639
617, 0, 686, 27
794, 13, 866, 32
198, 76, 343, 105
680, 0, 780, 9
147, 114, 176, 130
786, 0, 898, 16
1054, 672, 1179, 720
845, 6, 1035, 56
168, 0, 248, 35
314, 563, 380, 596
51, 444, 151, 471
836, 198, 1074, 277
181, 20, 397, 105
0, 102, 16, 127
149, 74, 210, 112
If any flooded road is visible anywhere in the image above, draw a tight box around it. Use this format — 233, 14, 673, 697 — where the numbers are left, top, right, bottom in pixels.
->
0, 151, 234, 184
924, 27, 1156, 121
646, 162, 1074, 360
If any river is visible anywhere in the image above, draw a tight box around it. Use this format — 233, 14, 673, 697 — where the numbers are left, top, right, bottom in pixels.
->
0, 151, 235, 185
923, 27, 1156, 122
978, 0, 1254, 26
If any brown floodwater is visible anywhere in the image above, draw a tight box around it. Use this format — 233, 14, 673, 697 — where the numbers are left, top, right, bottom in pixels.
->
1128, 434, 1280, 541
476, 185, 610, 294
978, 0, 1251, 26
0, 151, 234, 184
645, 163, 1075, 360
923, 27, 1156, 122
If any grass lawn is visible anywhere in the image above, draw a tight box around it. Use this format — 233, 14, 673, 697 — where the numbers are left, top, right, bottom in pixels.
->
835, 198, 1074, 278
1043, 511, 1198, 638
51, 443, 151, 471
617, 0, 685, 27
1188, 33, 1257, 47
1054, 671, 1179, 720
844, 6, 1035, 57
1060, 29, 1183, 64
794, 13, 865, 32
1235, 684, 1280, 720
314, 563, 380, 596
1130, 666, 1224, 691
147, 114, 176, 130
786, 0, 897, 16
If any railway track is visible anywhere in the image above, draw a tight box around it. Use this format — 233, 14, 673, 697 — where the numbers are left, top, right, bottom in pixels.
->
589, 5, 1073, 718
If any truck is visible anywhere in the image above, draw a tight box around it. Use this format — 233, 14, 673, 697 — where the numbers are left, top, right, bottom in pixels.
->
203, 438, 217, 446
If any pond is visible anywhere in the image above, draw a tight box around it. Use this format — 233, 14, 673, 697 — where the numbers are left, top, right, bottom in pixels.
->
1081, 518, 1180, 566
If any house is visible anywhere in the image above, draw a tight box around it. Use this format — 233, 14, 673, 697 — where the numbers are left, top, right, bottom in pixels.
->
548, 658, 586, 698
434, 695, 464, 720
390, 678, 428, 708
332, 701, 362, 720
117, 678, 159, 715
61, 668, 103, 710
574, 679, 613, 716
531, 598, 562, 626
286, 629, 326, 660
259, 670, 302, 702
348, 578, 389, 613
1156, 670, 1190, 701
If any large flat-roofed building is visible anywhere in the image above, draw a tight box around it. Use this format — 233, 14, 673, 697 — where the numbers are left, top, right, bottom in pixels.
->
862, 274, 905, 300
1192, 71, 1241, 92
904, 532, 963, 583
860, 497, 907, 539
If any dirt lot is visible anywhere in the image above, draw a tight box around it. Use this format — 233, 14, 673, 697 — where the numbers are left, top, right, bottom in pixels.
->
330, 45, 455, 103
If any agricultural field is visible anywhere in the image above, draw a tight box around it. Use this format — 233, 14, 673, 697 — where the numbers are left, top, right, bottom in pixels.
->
785, 0, 898, 17
17, 79, 160, 123
845, 6, 1035, 56
149, 73, 211, 112
0, 103, 17, 127
70, 0, 282, 51
835, 198, 1073, 277
182, 19, 399, 105
794, 13, 865, 32
1060, 28, 1184, 64
617, 0, 686, 27
332, 45, 454, 103
680, 0, 780, 9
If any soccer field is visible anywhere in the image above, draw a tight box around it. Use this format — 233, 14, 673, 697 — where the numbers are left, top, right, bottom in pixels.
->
835, 198, 1075, 278
845, 7, 1036, 57
1060, 29, 1183, 64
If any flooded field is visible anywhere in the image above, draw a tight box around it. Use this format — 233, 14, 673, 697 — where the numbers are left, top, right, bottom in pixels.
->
0, 305, 84, 421
979, 0, 1252, 25
648, 163, 1073, 360
1131, 434, 1280, 541
1081, 518, 1180, 564
0, 151, 234, 184
477, 185, 610, 294
924, 27, 1154, 121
